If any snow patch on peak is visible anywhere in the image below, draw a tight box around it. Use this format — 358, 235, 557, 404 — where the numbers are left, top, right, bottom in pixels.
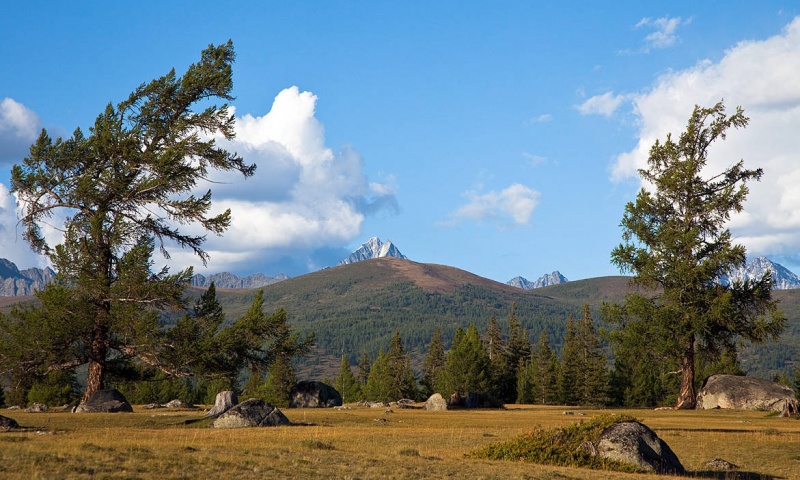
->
339, 237, 408, 265
722, 256, 800, 290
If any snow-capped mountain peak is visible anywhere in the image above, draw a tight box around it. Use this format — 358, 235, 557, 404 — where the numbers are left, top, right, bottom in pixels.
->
722, 256, 800, 290
339, 237, 408, 265
507, 271, 568, 290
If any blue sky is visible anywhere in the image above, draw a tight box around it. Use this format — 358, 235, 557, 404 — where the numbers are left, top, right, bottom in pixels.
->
2, 2, 800, 283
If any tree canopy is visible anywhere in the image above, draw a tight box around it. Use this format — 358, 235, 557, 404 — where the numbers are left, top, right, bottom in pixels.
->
0, 41, 267, 402
606, 101, 785, 408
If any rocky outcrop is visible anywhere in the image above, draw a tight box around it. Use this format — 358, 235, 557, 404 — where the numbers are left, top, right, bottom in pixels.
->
190, 272, 288, 289
165, 399, 194, 409
424, 393, 448, 411
74, 389, 133, 413
289, 381, 342, 408
0, 259, 56, 296
206, 391, 238, 417
696, 374, 798, 413
211, 399, 291, 428
24, 402, 48, 413
592, 421, 685, 475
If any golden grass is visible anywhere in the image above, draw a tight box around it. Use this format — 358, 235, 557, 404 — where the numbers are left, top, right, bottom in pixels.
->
1, 405, 798, 479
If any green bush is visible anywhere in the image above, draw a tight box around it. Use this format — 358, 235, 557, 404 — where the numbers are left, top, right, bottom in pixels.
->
467, 414, 643, 472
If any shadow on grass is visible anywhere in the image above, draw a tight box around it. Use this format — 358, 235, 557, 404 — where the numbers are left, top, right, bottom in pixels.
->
690, 471, 781, 480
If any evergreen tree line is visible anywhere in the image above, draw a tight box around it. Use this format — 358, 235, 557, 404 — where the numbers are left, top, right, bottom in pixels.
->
332, 304, 611, 406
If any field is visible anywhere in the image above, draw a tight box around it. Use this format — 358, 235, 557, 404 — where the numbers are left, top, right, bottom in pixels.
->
1, 405, 799, 479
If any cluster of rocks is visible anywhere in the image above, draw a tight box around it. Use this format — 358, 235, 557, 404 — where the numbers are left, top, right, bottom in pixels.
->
204, 391, 290, 428
422, 391, 503, 411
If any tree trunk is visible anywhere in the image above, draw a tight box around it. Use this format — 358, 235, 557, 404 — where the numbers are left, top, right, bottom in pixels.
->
82, 328, 108, 403
675, 340, 696, 409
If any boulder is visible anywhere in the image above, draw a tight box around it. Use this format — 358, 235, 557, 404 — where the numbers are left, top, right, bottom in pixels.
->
24, 402, 48, 413
289, 381, 342, 408
0, 415, 19, 431
697, 374, 798, 413
74, 389, 133, 413
424, 393, 448, 411
165, 399, 194, 409
206, 390, 238, 417
212, 399, 291, 428
593, 421, 685, 475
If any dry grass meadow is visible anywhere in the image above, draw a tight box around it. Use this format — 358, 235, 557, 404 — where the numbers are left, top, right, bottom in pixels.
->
1, 404, 798, 479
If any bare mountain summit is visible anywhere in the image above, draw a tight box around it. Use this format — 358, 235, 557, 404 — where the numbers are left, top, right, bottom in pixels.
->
507, 271, 568, 290
339, 237, 408, 265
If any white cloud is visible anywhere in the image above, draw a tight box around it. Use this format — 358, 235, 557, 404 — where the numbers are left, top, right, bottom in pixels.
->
447, 183, 540, 227
611, 16, 800, 260
577, 92, 627, 117
0, 183, 60, 270
0, 98, 41, 164
636, 16, 690, 51
522, 152, 547, 166
182, 86, 398, 273
530, 113, 552, 124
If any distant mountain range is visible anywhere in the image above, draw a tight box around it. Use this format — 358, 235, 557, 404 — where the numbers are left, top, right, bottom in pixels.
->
190, 272, 289, 289
0, 259, 55, 296
507, 271, 569, 290
1, 246, 799, 296
339, 237, 407, 265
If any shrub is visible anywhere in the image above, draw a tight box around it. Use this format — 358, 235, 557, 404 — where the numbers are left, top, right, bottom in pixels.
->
467, 414, 643, 472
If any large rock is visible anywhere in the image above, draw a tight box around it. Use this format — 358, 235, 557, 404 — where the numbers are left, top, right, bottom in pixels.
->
593, 421, 685, 475
424, 393, 448, 411
206, 390, 238, 417
289, 381, 342, 408
24, 402, 48, 413
212, 399, 291, 428
697, 374, 798, 413
74, 389, 133, 413
0, 415, 19, 431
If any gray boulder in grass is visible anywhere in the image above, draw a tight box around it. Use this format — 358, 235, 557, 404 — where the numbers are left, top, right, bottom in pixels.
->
211, 399, 291, 428
592, 421, 685, 475
0, 415, 19, 431
74, 389, 133, 413
289, 381, 342, 408
697, 374, 799, 414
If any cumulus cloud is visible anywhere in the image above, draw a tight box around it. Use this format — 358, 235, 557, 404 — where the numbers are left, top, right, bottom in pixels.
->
636, 16, 690, 51
577, 92, 628, 117
180, 86, 398, 274
611, 16, 800, 260
445, 183, 540, 228
0, 97, 41, 164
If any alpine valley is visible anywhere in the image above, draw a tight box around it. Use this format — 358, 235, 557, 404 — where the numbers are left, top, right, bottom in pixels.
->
1, 241, 798, 381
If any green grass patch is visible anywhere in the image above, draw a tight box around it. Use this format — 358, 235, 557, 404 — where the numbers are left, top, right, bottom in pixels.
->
467, 414, 643, 473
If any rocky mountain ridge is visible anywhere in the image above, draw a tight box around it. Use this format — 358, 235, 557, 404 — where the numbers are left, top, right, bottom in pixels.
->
0, 259, 56, 296
721, 256, 800, 290
190, 272, 289, 289
507, 271, 569, 290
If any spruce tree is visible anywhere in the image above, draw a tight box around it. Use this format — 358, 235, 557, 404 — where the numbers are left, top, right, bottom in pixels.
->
535, 331, 559, 404
421, 328, 446, 397
484, 316, 511, 401
578, 305, 609, 406
385, 331, 418, 400
260, 356, 295, 407
357, 352, 371, 386
515, 357, 540, 404
558, 318, 582, 405
364, 350, 390, 401
439, 325, 490, 396
334, 356, 362, 403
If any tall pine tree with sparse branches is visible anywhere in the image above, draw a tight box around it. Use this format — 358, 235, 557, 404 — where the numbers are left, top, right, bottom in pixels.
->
608, 101, 785, 408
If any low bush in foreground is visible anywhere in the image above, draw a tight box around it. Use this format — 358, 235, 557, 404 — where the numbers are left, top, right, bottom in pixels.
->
467, 413, 643, 473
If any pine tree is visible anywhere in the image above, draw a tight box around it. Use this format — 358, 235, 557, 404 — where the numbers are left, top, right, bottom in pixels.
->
609, 102, 785, 408
334, 356, 361, 403
385, 331, 418, 400
515, 357, 540, 404
421, 328, 446, 397
484, 316, 510, 401
364, 350, 390, 401
558, 318, 582, 405
6, 42, 256, 401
